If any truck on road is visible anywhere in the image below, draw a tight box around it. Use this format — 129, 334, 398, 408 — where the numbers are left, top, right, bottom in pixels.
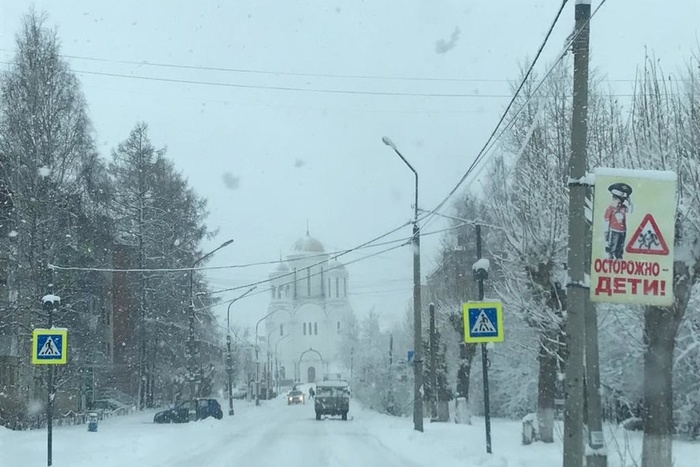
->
314, 380, 350, 421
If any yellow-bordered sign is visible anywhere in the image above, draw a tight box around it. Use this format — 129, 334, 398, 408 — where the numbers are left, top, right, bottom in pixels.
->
32, 328, 68, 365
462, 301, 504, 343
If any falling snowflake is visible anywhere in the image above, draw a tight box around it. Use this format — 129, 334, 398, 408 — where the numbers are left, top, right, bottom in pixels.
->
38, 166, 51, 177
222, 172, 240, 190
174, 238, 181, 246
8, 230, 18, 238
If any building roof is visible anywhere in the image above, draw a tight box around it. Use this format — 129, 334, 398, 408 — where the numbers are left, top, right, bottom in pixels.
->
275, 260, 290, 273
328, 258, 345, 271
291, 234, 325, 253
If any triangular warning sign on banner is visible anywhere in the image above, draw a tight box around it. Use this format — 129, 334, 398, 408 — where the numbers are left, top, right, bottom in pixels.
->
626, 213, 670, 255
38, 337, 61, 357
471, 311, 497, 334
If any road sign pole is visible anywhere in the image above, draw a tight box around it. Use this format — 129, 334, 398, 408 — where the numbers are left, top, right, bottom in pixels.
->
42, 292, 60, 467
475, 225, 492, 454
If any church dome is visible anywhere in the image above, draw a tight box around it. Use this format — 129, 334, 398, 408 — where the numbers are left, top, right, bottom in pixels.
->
275, 260, 290, 273
328, 258, 346, 272
291, 234, 325, 253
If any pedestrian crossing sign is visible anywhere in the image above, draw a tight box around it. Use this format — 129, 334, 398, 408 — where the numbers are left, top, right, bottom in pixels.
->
32, 329, 68, 365
463, 301, 503, 343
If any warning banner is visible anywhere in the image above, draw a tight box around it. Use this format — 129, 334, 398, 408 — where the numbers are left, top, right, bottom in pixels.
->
590, 168, 677, 306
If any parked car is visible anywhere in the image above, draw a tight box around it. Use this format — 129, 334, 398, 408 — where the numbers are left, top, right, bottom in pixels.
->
153, 398, 223, 423
287, 390, 304, 405
314, 380, 349, 420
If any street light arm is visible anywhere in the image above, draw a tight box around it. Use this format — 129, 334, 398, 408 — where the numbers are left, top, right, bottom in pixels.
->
383, 136, 418, 220
189, 239, 234, 299
254, 308, 282, 344
226, 286, 257, 333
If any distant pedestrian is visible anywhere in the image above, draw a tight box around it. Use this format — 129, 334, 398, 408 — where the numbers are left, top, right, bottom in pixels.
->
309, 387, 315, 399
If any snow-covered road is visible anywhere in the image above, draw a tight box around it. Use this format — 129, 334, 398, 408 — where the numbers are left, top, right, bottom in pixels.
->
2, 395, 698, 467
167, 400, 424, 467
1, 397, 426, 467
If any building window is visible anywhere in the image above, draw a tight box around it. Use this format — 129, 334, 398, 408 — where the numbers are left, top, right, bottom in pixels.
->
328, 278, 331, 297
271, 286, 276, 298
314, 322, 318, 335
307, 268, 311, 296
343, 278, 347, 297
303, 323, 307, 335
293, 268, 297, 298
104, 306, 110, 326
320, 267, 325, 297
337, 321, 341, 333
335, 278, 339, 298
280, 324, 284, 336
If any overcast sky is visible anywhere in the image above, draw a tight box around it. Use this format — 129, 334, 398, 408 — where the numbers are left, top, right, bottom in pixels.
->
1, 1, 698, 333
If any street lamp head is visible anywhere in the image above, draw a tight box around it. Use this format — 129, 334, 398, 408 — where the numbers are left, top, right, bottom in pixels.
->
220, 239, 234, 248
42, 294, 61, 306
382, 136, 397, 151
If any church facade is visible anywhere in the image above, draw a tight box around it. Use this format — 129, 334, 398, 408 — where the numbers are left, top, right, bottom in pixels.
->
263, 234, 353, 384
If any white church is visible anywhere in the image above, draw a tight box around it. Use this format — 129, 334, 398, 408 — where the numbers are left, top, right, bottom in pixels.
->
262, 233, 354, 384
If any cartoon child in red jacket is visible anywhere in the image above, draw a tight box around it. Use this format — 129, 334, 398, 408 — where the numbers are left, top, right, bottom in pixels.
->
603, 182, 633, 260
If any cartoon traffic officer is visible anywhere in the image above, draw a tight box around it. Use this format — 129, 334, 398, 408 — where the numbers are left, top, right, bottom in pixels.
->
603, 182, 633, 260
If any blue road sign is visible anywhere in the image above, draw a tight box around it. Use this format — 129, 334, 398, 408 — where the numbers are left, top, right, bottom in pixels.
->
32, 329, 68, 365
462, 301, 504, 343
407, 350, 414, 364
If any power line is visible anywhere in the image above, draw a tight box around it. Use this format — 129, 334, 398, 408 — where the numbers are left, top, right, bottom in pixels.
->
194, 240, 412, 312
0, 47, 670, 84
57, 67, 516, 99
203, 221, 469, 297
49, 217, 465, 274
421, 0, 609, 227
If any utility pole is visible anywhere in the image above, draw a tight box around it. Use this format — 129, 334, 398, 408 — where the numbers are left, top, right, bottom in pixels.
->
388, 334, 395, 415
429, 303, 437, 420
475, 225, 492, 454
564, 1, 591, 466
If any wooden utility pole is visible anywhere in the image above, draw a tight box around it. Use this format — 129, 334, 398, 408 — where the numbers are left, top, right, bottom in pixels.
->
563, 1, 591, 466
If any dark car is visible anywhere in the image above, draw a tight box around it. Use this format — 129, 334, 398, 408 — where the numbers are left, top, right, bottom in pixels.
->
315, 380, 349, 420
287, 390, 304, 405
153, 398, 223, 423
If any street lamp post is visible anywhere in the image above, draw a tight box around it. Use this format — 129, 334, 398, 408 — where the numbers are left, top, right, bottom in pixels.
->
225, 286, 256, 416
187, 239, 233, 399
382, 136, 423, 432
266, 329, 275, 392
274, 333, 289, 393
253, 309, 285, 405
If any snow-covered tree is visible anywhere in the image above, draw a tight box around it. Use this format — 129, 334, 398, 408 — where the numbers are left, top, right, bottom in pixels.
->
626, 55, 700, 467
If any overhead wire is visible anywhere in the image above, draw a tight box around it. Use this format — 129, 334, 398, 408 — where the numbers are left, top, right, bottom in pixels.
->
419, 0, 609, 230
49, 219, 413, 273
0, 47, 674, 84
202, 220, 469, 299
